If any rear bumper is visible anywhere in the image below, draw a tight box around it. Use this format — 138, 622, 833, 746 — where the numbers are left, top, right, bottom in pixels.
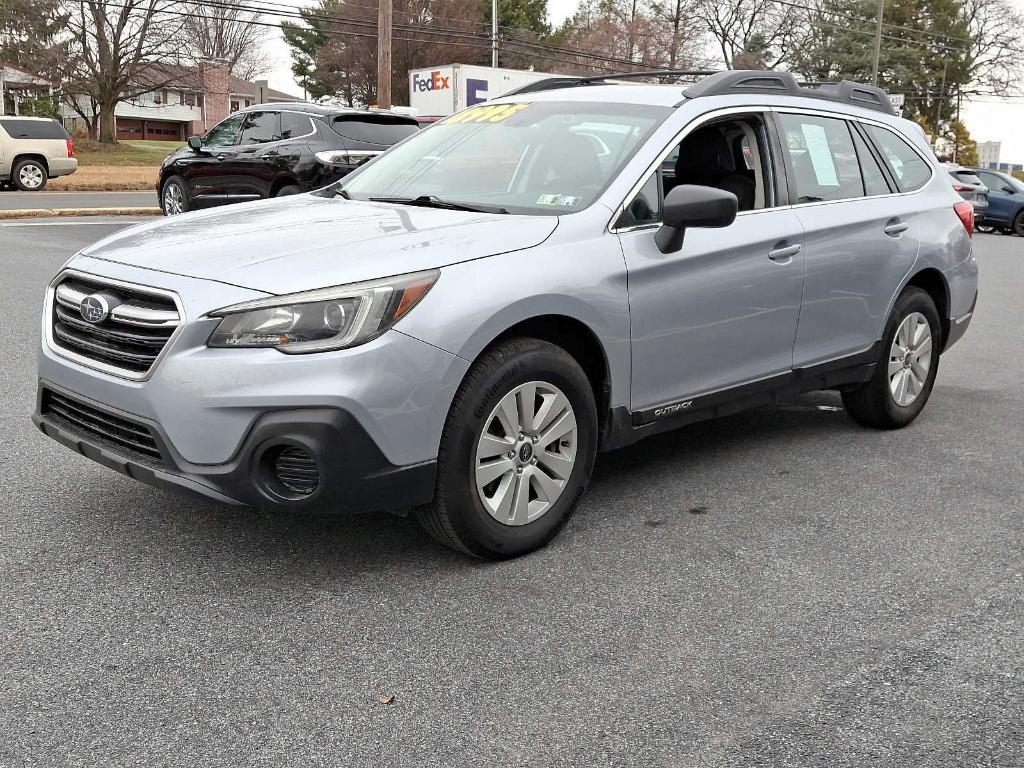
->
48, 158, 78, 177
33, 382, 437, 511
944, 290, 977, 352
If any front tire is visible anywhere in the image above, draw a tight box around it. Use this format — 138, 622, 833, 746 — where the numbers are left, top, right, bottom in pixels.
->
417, 338, 598, 559
274, 184, 301, 197
13, 158, 47, 191
842, 287, 940, 429
1013, 211, 1024, 237
161, 176, 190, 215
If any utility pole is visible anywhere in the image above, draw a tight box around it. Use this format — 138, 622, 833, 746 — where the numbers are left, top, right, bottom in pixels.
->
491, 0, 499, 67
871, 0, 884, 85
377, 0, 393, 109
934, 60, 948, 152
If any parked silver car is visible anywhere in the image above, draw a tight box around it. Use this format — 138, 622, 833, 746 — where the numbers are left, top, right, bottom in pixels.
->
947, 164, 989, 215
0, 116, 77, 191
33, 71, 978, 559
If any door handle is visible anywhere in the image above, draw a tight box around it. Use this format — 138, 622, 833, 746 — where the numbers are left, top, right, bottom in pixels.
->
884, 219, 909, 236
768, 243, 801, 262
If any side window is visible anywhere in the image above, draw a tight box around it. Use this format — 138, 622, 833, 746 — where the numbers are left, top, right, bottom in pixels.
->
778, 113, 865, 202
615, 170, 661, 228
0, 118, 69, 139
864, 125, 931, 192
238, 111, 281, 145
851, 127, 891, 196
281, 112, 313, 139
202, 113, 245, 148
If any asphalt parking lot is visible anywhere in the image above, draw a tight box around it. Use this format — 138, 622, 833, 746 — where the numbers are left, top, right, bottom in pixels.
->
1, 219, 1022, 767
0, 190, 158, 210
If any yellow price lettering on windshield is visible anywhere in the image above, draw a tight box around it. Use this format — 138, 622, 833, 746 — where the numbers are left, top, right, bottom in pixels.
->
444, 103, 530, 125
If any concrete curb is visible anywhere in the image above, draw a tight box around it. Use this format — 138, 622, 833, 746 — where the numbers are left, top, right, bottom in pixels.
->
0, 207, 161, 220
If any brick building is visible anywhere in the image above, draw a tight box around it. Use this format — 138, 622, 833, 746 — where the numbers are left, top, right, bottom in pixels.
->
62, 62, 301, 141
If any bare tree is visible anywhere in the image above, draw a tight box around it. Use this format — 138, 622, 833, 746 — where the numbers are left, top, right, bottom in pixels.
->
696, 0, 797, 69
183, 0, 268, 81
960, 0, 1024, 95
59, 0, 187, 143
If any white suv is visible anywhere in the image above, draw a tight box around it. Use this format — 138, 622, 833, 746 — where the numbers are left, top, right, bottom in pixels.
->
0, 117, 78, 191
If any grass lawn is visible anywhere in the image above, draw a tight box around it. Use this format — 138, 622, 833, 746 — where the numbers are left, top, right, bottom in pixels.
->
72, 138, 181, 167
45, 138, 179, 190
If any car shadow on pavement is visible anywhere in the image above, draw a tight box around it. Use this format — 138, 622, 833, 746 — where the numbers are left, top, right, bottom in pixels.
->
56, 393, 858, 580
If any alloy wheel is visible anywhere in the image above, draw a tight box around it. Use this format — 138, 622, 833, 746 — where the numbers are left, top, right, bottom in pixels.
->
474, 381, 578, 526
19, 163, 44, 190
888, 312, 933, 407
163, 183, 184, 215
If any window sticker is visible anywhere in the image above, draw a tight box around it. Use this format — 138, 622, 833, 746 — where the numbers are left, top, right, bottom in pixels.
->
444, 103, 530, 125
536, 194, 581, 207
800, 123, 840, 187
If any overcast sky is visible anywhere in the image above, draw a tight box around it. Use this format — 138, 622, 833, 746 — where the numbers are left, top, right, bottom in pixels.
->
258, 0, 1024, 164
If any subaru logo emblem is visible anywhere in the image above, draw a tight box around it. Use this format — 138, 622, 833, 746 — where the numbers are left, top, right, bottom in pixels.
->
80, 294, 110, 324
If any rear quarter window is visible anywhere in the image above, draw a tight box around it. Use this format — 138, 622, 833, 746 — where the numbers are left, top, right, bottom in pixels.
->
331, 116, 419, 145
0, 119, 69, 140
864, 125, 932, 192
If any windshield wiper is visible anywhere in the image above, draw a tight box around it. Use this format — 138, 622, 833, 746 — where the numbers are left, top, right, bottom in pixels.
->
369, 195, 508, 214
334, 187, 351, 199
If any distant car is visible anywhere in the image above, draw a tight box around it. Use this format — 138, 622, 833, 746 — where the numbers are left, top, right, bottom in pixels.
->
158, 103, 419, 215
973, 168, 1024, 236
946, 165, 988, 216
0, 116, 77, 191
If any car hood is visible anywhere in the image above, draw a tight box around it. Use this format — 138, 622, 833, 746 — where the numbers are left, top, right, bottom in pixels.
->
79, 194, 559, 295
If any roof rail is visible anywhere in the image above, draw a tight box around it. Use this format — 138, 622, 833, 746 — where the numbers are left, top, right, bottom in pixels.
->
681, 70, 896, 116
502, 68, 897, 116
502, 69, 719, 97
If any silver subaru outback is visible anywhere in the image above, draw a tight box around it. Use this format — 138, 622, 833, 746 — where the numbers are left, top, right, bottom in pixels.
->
34, 71, 978, 559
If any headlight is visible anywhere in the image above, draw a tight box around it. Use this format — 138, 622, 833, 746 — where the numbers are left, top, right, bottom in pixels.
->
207, 270, 438, 353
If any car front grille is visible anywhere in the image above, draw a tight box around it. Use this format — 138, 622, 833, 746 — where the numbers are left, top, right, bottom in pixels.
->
41, 389, 163, 463
50, 274, 181, 377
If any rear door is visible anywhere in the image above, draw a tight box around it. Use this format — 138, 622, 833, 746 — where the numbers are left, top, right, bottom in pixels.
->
777, 111, 921, 367
233, 110, 282, 198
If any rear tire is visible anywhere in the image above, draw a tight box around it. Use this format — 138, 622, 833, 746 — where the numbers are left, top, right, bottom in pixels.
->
13, 158, 47, 191
161, 176, 190, 215
842, 287, 941, 429
274, 184, 301, 197
416, 337, 598, 560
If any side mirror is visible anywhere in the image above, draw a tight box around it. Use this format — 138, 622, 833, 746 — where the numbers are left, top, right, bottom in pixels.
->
655, 184, 738, 254
1004, 186, 1017, 195
187, 136, 204, 152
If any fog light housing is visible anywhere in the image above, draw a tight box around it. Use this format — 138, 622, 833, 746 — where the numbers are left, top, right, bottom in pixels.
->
258, 444, 320, 501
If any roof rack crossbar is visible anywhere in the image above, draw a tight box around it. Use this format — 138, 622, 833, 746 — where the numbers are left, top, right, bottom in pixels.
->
681, 70, 897, 116
502, 69, 720, 97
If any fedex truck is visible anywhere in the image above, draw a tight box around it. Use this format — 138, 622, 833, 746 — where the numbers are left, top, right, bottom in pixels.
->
408, 64, 562, 117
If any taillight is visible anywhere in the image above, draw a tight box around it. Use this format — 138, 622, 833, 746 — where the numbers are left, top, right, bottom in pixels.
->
66, 139, 75, 158
952, 183, 970, 192
954, 201, 974, 237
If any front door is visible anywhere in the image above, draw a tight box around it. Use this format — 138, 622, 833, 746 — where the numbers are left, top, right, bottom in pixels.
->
618, 113, 806, 415
184, 112, 245, 201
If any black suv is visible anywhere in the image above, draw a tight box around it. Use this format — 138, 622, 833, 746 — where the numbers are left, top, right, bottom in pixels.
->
158, 103, 419, 215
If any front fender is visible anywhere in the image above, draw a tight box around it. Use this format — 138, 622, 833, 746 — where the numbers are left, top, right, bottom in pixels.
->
395, 235, 631, 409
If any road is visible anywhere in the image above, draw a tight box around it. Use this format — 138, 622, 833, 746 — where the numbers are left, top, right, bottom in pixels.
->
0, 190, 157, 209
1, 220, 1022, 767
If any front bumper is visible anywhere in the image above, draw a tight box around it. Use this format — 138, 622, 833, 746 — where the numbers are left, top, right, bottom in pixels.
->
36, 260, 470, 511
33, 383, 436, 510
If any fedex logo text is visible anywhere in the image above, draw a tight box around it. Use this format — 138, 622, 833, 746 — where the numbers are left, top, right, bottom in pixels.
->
412, 71, 451, 92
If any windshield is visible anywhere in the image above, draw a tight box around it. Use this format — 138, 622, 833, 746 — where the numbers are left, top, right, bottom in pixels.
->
324, 101, 670, 215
